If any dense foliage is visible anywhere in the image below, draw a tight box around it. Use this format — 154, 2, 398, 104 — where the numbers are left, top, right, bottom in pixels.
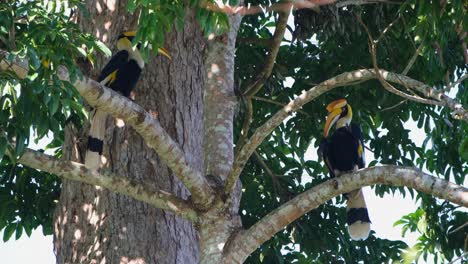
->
0, 0, 106, 240
235, 1, 466, 263
0, 0, 466, 263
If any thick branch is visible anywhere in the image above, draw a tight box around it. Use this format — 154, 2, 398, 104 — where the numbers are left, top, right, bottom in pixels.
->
203, 0, 402, 16
0, 50, 216, 210
224, 69, 468, 195
204, 13, 241, 180
19, 149, 198, 221
200, 12, 244, 264
224, 166, 468, 263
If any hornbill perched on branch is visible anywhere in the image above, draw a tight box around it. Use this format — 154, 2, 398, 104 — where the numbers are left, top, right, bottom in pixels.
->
85, 31, 171, 169
319, 99, 371, 240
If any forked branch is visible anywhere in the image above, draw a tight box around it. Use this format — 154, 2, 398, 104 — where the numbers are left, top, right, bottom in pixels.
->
223, 165, 468, 263
19, 149, 198, 221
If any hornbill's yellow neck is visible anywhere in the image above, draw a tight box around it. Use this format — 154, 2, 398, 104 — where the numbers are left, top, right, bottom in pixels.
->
117, 31, 171, 69
323, 99, 353, 137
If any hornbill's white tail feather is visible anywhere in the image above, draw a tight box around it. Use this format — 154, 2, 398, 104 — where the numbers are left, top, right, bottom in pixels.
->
346, 188, 371, 240
85, 110, 107, 169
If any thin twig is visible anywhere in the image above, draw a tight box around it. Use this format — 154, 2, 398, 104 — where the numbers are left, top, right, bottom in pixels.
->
402, 39, 424, 75
253, 151, 281, 195
376, 14, 401, 43
236, 98, 253, 154
380, 99, 408, 112
448, 221, 468, 235
253, 96, 311, 117
400, 16, 417, 51
443, 73, 468, 93
356, 14, 442, 106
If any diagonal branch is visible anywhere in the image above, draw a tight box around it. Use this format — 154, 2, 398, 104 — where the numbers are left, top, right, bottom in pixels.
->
443, 73, 468, 93
223, 68, 468, 195
402, 40, 424, 75
243, 9, 291, 97
0, 49, 216, 210
253, 96, 311, 117
223, 165, 468, 263
19, 149, 198, 221
236, 9, 291, 153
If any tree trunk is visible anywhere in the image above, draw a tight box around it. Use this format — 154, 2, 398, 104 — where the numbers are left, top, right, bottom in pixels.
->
53, 1, 205, 263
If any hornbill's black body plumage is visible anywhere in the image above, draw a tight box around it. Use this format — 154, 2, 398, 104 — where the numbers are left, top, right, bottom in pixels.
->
97, 49, 142, 97
85, 31, 171, 169
319, 99, 371, 240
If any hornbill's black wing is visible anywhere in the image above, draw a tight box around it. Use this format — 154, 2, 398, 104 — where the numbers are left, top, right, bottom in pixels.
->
97, 50, 129, 85
111, 59, 142, 97
350, 123, 365, 169
319, 138, 336, 178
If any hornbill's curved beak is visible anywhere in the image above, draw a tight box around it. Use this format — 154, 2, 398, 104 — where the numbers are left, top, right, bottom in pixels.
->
323, 99, 348, 138
157, 47, 172, 60
148, 44, 172, 60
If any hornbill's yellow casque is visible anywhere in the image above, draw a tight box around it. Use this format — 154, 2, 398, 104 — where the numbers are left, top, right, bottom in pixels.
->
85, 31, 171, 169
319, 99, 371, 240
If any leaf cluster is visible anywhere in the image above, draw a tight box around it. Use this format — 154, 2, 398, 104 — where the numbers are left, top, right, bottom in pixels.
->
0, 0, 111, 239
128, 0, 230, 57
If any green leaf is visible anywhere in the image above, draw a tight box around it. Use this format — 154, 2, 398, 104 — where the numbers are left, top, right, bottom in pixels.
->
76, 47, 87, 58
15, 224, 23, 240
94, 40, 111, 57
459, 137, 468, 161
48, 94, 60, 116
3, 222, 16, 242
23, 219, 32, 237
27, 49, 41, 69
15, 133, 26, 157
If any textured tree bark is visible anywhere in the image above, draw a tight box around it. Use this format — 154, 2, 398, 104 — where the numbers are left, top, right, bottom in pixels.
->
199, 12, 243, 264
53, 1, 204, 263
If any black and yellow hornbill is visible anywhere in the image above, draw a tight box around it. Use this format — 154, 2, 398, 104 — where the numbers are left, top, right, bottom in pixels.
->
85, 31, 171, 169
319, 99, 371, 240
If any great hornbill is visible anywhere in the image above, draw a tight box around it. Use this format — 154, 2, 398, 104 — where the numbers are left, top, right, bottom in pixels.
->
85, 31, 171, 169
319, 99, 371, 240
